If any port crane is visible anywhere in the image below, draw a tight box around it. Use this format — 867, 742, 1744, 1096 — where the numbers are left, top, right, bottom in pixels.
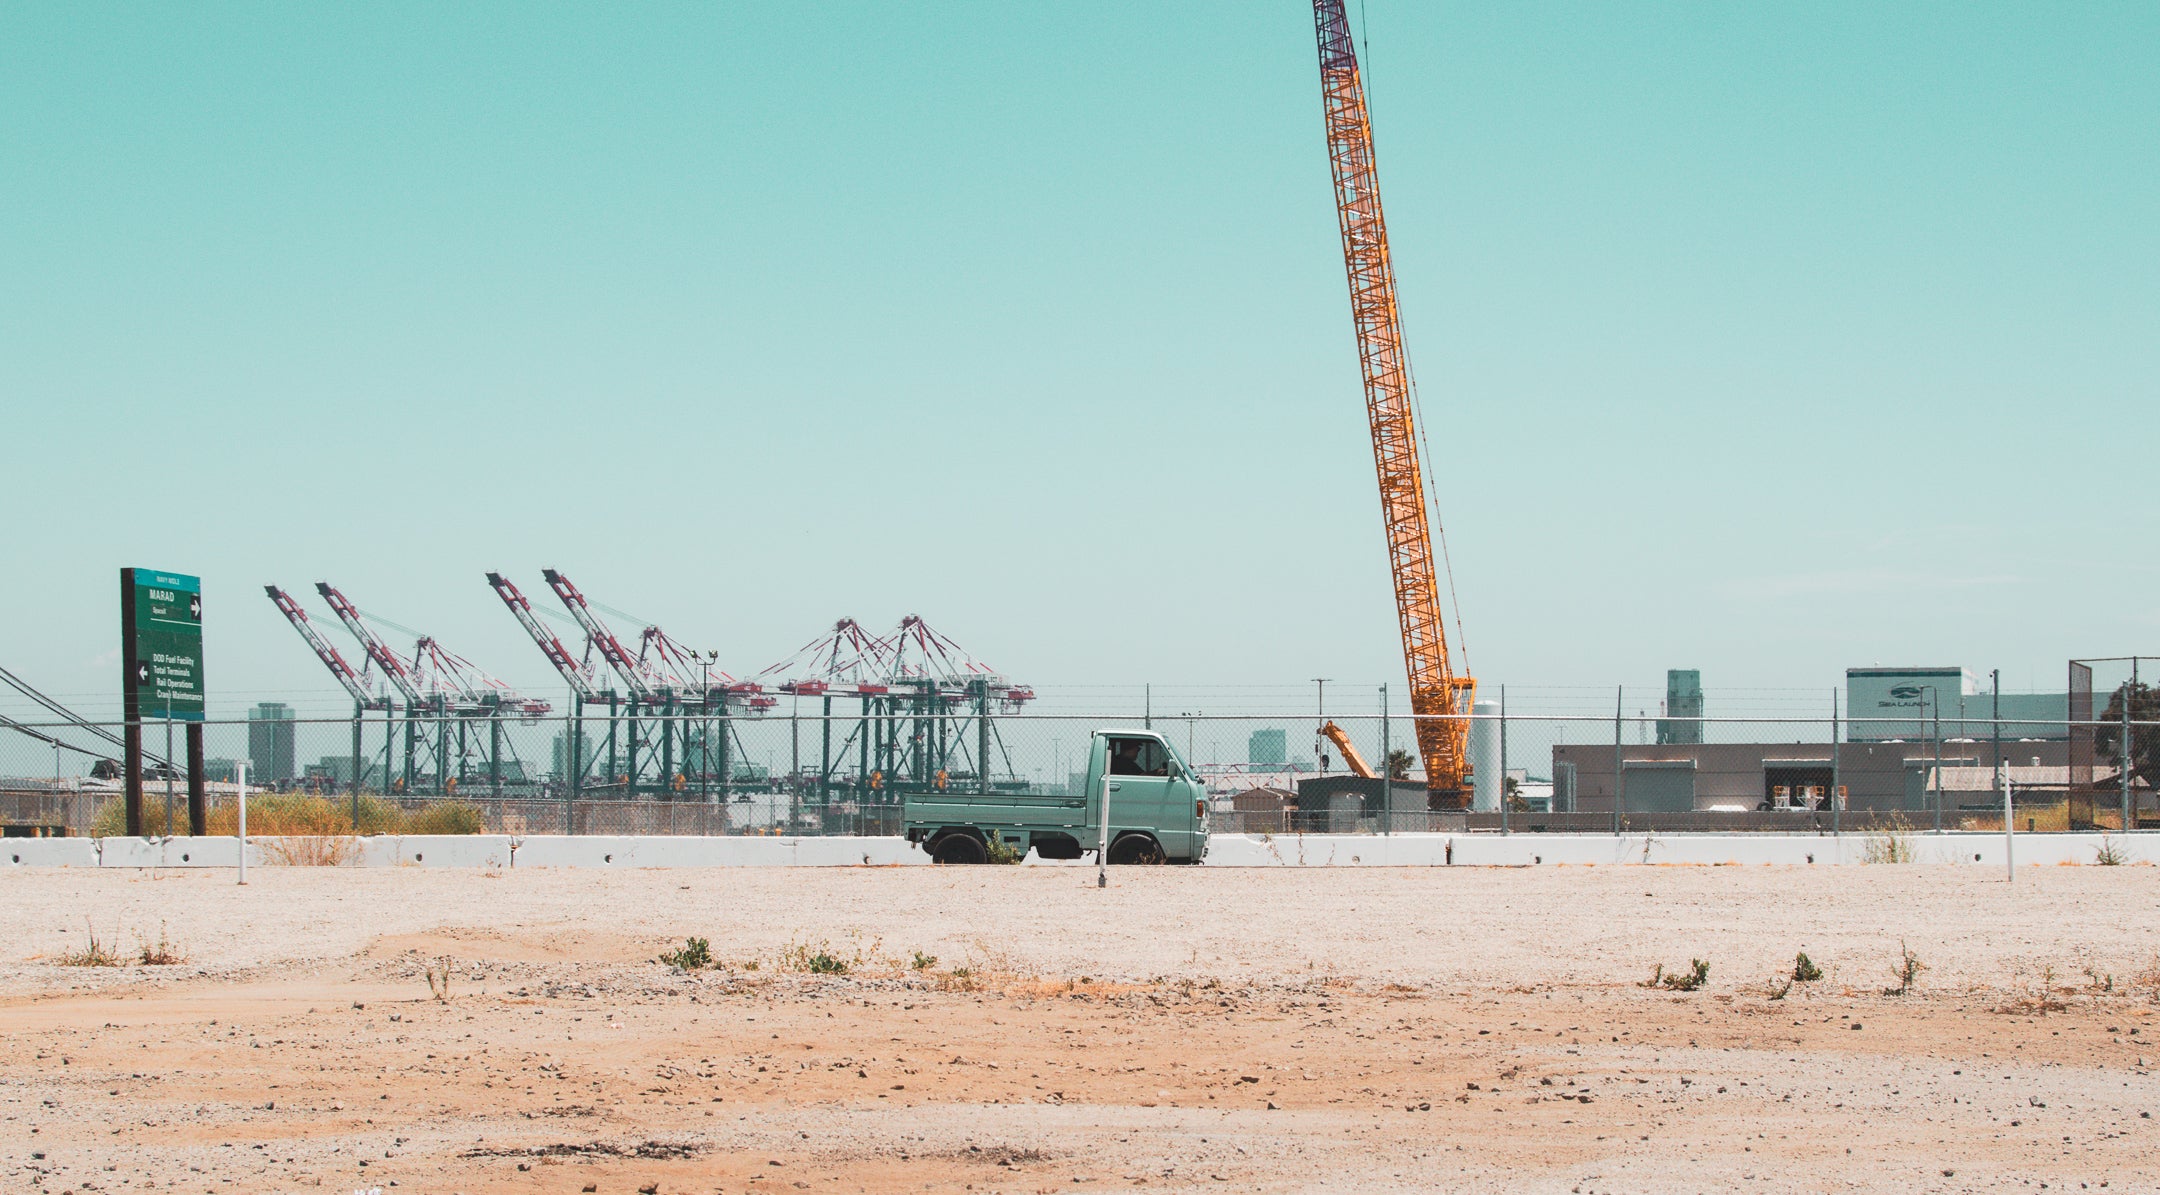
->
534, 568, 763, 798
311, 581, 544, 795
1310, 0, 1476, 804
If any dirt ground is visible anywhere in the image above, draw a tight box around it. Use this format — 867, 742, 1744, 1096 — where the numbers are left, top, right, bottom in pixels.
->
2, 863, 2157, 1194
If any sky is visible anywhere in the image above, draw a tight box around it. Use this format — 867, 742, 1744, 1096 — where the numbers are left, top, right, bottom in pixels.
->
2, 1, 2155, 725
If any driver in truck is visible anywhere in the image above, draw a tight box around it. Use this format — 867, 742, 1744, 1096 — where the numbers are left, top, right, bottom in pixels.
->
1108, 737, 1167, 777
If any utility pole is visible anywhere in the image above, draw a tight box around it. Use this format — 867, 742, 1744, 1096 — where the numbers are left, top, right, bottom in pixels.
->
1313, 678, 1332, 775
1991, 669, 2002, 809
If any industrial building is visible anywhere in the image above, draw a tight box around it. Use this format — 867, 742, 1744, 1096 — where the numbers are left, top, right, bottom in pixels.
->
1552, 738, 2070, 814
1846, 667, 2070, 741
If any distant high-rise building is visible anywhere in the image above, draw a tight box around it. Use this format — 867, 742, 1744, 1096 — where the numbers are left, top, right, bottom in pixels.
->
1657, 671, 1703, 745
1249, 728, 1287, 768
248, 702, 296, 785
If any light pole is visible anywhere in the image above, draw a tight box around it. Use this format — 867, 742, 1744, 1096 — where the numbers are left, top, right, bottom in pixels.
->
1313, 678, 1332, 775
700, 652, 717, 801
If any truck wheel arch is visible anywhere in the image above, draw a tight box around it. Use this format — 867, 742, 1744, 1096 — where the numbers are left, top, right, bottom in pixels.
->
928, 829, 988, 865
1106, 832, 1167, 866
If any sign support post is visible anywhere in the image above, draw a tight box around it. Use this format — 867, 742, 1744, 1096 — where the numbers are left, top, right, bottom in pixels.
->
120, 568, 206, 837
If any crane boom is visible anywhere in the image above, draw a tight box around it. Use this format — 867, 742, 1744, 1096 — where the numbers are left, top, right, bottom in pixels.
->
541, 569, 655, 701
265, 585, 384, 709
486, 572, 597, 699
1311, 0, 1474, 803
315, 582, 423, 705
1317, 720, 1377, 779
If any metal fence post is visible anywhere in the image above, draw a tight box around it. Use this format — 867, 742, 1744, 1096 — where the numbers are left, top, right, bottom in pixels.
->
1498, 685, 1508, 835
1611, 686, 1623, 836
1830, 689, 1841, 837
1380, 685, 1391, 836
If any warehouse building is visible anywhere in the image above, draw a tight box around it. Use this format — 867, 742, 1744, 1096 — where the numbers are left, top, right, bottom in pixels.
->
1552, 738, 2067, 814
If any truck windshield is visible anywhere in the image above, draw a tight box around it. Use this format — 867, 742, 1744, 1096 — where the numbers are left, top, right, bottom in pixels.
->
1107, 736, 1170, 777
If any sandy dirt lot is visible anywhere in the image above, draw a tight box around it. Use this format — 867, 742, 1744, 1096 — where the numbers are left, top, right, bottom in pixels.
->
2, 863, 2156, 1193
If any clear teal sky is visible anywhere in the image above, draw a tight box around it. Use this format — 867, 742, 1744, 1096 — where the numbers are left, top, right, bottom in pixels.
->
3, 2, 2154, 719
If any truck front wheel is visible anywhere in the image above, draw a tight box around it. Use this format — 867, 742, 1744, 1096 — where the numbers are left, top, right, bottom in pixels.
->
1106, 834, 1166, 866
930, 833, 987, 865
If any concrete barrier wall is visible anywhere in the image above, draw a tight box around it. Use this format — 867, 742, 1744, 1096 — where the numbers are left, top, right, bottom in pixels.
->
3, 831, 2149, 869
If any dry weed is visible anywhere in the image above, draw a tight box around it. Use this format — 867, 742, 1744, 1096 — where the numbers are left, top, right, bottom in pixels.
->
260, 835, 359, 866
424, 956, 455, 1002
1862, 817, 1916, 864
57, 920, 122, 968
136, 922, 186, 965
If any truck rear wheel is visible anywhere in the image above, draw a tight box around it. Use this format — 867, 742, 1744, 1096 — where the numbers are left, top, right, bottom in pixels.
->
930, 833, 987, 865
1107, 834, 1166, 865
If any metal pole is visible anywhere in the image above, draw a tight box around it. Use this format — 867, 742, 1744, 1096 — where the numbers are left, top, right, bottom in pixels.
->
1380, 683, 1390, 837
351, 704, 364, 831
1312, 679, 1330, 775
1831, 689, 1842, 836
1096, 765, 1113, 889
1991, 669, 2002, 809
236, 757, 248, 886
2003, 764, 2014, 882
1499, 685, 1509, 835
164, 717, 175, 837
1931, 689, 1942, 834
2123, 659, 2137, 831
977, 680, 991, 796
186, 722, 206, 837
1611, 685, 1623, 835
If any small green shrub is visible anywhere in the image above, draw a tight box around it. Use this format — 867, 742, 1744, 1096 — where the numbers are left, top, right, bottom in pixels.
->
984, 836, 1024, 865
910, 950, 938, 971
1646, 959, 1710, 992
658, 937, 713, 970
1885, 943, 1926, 996
1793, 952, 1824, 983
2095, 836, 2129, 866
779, 938, 851, 975
403, 801, 485, 835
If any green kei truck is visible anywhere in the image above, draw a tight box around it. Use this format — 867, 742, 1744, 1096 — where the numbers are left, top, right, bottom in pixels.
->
903, 728, 1209, 865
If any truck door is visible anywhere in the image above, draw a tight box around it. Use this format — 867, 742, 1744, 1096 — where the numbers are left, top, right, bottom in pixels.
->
1103, 733, 1188, 858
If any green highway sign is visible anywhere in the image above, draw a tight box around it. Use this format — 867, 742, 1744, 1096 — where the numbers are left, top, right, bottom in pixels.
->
122, 568, 204, 721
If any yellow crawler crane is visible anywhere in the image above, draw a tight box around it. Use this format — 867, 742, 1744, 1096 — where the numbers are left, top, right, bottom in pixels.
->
1310, 0, 1475, 805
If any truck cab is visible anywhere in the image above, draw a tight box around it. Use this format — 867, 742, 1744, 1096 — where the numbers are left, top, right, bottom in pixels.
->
903, 728, 1208, 864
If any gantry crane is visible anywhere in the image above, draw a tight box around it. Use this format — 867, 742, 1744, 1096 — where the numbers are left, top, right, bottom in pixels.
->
266, 585, 389, 711
1310, 0, 1476, 804
316, 581, 543, 795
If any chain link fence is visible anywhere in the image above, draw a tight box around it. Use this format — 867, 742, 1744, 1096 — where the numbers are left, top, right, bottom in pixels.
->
1, 709, 2154, 838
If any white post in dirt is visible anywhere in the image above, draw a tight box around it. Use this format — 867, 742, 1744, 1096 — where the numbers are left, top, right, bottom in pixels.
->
236, 758, 249, 886
1096, 771, 1113, 889
2002, 764, 2013, 883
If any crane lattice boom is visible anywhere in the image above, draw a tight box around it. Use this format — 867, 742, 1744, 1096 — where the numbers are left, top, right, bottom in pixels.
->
486, 572, 597, 700
265, 585, 386, 709
316, 582, 423, 705
1311, 0, 1475, 802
